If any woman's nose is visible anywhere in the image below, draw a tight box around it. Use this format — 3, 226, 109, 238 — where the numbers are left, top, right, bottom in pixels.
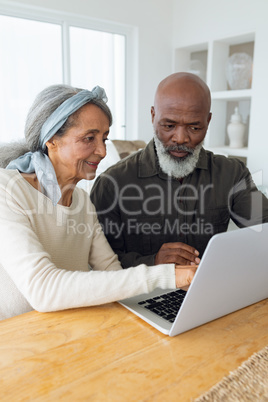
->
94, 139, 106, 158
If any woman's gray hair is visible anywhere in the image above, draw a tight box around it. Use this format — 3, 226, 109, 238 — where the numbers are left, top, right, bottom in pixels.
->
0, 84, 113, 168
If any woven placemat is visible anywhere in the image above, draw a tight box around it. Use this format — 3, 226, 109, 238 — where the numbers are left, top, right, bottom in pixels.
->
194, 345, 268, 401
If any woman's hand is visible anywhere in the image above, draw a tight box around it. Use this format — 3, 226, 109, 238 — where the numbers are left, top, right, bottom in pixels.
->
175, 265, 198, 290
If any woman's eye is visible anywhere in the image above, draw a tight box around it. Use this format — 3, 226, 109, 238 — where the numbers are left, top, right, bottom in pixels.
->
85, 136, 94, 142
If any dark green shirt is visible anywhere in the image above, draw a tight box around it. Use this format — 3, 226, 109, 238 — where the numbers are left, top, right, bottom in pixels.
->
91, 139, 268, 268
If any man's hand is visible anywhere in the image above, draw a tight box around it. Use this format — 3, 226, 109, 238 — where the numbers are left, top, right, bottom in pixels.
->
175, 265, 198, 289
155, 242, 200, 266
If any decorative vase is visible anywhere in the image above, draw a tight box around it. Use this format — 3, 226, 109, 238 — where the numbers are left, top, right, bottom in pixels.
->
187, 59, 206, 82
227, 107, 245, 148
225, 53, 253, 90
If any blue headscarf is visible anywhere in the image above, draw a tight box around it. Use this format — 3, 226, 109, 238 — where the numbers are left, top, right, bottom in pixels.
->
6, 86, 108, 205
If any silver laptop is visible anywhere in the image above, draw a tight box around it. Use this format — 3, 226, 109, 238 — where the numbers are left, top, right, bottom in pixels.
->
119, 223, 268, 336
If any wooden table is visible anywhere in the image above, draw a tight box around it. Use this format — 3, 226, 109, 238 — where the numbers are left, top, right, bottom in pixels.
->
1, 299, 268, 401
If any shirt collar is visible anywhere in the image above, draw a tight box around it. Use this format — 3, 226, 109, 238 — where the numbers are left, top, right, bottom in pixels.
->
196, 147, 208, 170
138, 139, 208, 179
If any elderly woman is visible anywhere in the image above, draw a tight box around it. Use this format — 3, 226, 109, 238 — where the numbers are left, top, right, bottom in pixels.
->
0, 84, 197, 320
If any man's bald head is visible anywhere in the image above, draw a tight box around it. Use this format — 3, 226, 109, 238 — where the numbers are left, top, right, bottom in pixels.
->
154, 72, 211, 115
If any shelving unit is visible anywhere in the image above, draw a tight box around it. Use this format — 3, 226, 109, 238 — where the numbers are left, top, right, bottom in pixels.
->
174, 32, 255, 163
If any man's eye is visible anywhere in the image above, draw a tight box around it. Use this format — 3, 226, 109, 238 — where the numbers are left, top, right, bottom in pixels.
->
85, 136, 94, 142
161, 124, 175, 130
189, 126, 201, 131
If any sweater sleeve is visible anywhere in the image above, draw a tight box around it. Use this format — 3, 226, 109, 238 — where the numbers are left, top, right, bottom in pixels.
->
0, 177, 176, 314
87, 201, 123, 271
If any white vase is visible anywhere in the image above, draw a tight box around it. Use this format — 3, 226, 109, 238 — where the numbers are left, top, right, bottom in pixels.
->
227, 107, 245, 148
226, 52, 253, 90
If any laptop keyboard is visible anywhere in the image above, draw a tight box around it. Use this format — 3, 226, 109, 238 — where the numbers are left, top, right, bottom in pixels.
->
138, 289, 187, 323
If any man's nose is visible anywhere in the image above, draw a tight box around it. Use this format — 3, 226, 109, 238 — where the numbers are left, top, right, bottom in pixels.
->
171, 126, 189, 145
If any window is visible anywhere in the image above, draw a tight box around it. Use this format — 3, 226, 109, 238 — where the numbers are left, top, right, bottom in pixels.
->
0, 5, 129, 143
70, 27, 126, 140
0, 15, 63, 142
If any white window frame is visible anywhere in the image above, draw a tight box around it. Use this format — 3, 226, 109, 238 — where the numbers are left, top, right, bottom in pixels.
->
0, 0, 138, 140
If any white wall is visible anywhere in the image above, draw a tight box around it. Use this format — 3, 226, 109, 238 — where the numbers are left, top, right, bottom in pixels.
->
172, 0, 268, 185
4, 0, 268, 184
8, 0, 174, 142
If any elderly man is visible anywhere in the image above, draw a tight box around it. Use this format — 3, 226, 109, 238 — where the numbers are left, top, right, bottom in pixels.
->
91, 72, 268, 268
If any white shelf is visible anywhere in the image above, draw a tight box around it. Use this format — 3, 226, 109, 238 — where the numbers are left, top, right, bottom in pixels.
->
206, 146, 249, 158
174, 32, 255, 166
211, 89, 252, 101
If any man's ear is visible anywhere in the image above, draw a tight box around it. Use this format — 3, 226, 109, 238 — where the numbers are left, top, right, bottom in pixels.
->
151, 106, 155, 123
207, 112, 212, 125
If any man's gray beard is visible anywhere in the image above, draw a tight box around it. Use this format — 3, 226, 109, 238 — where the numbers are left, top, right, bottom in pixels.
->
154, 132, 203, 179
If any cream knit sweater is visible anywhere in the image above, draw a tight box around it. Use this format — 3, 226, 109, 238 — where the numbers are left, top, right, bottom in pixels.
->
0, 169, 176, 320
